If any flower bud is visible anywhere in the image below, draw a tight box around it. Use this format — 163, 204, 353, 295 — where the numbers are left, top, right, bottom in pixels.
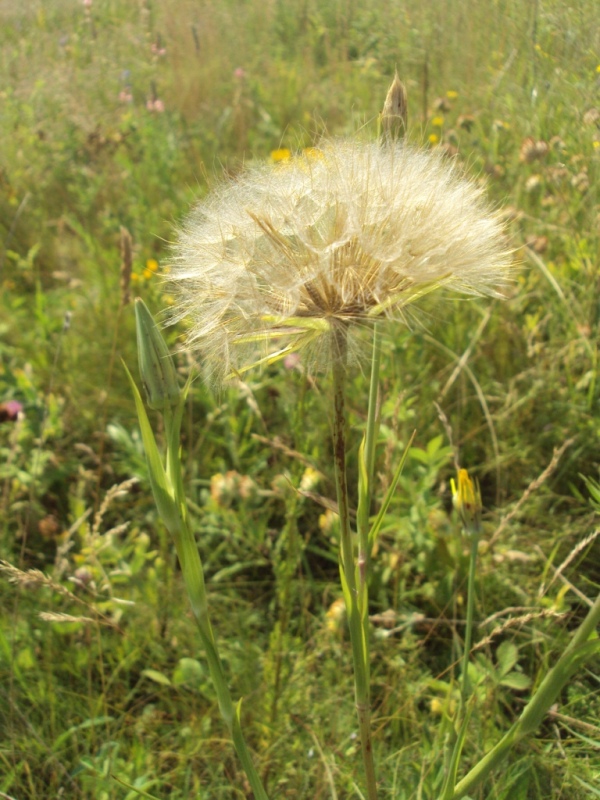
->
381, 70, 408, 140
135, 298, 182, 411
451, 468, 482, 536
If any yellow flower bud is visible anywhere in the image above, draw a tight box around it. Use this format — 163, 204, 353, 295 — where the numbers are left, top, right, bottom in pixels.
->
451, 468, 482, 536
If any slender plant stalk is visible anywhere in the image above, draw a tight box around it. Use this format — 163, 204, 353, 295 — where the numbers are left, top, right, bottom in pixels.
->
461, 534, 480, 701
357, 322, 382, 574
440, 478, 481, 800
452, 591, 600, 799
331, 326, 378, 800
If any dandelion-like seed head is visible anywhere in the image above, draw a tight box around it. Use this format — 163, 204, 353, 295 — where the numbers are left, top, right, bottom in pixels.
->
170, 140, 512, 384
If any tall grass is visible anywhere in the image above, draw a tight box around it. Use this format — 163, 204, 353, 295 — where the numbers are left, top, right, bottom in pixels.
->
1, 0, 599, 797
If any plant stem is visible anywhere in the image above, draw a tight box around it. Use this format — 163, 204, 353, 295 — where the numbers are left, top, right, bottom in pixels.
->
331, 326, 378, 800
452, 591, 600, 799
357, 323, 382, 573
165, 409, 270, 800
461, 534, 479, 701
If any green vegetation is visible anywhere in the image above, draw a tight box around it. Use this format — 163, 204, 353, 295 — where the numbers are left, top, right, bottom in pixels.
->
1, 0, 599, 798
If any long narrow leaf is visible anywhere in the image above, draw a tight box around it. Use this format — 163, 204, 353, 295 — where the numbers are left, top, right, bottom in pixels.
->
368, 430, 416, 551
123, 361, 180, 537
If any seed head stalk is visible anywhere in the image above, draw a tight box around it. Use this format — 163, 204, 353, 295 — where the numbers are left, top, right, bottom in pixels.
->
331, 325, 378, 800
357, 323, 383, 575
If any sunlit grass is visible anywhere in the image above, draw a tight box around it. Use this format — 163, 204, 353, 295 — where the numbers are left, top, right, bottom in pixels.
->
0, 0, 599, 797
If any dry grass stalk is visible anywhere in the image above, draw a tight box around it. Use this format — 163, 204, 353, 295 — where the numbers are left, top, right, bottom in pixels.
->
0, 559, 120, 628
539, 527, 600, 598
488, 438, 574, 546
92, 477, 138, 536
473, 607, 567, 652
0, 559, 79, 599
38, 612, 97, 625
251, 434, 321, 471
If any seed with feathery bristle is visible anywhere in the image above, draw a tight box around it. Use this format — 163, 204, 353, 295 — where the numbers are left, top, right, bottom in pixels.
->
169, 139, 512, 384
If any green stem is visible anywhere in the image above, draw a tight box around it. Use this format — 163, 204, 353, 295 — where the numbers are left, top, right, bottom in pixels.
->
461, 535, 479, 701
440, 531, 480, 800
452, 591, 600, 800
331, 326, 378, 800
357, 323, 382, 573
166, 409, 269, 800
176, 525, 268, 799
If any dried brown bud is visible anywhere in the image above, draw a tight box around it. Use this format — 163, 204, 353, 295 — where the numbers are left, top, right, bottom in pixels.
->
457, 114, 475, 131
381, 70, 408, 140
583, 108, 599, 127
519, 137, 549, 164
433, 96, 451, 113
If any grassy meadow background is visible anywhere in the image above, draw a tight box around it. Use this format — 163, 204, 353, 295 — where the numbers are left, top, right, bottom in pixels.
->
1, 0, 599, 797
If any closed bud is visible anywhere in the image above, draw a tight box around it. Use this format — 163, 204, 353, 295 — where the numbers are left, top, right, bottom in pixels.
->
135, 298, 182, 411
451, 468, 482, 536
381, 70, 408, 141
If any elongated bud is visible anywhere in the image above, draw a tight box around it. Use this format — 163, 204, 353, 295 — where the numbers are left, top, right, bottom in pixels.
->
381, 70, 408, 141
451, 468, 482, 536
135, 298, 182, 411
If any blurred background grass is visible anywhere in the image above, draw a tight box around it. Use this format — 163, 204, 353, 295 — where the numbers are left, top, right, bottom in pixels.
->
1, 0, 599, 798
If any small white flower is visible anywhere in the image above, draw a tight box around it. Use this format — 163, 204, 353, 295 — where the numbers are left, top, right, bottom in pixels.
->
170, 140, 512, 383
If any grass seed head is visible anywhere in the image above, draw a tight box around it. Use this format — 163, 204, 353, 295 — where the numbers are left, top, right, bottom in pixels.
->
170, 140, 512, 384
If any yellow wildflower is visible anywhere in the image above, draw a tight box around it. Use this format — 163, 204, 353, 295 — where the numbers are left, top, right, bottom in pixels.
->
271, 148, 291, 162
325, 597, 346, 634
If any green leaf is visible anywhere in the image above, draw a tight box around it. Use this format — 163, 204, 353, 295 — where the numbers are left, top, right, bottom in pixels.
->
573, 777, 600, 798
368, 430, 416, 551
409, 447, 432, 465
123, 361, 181, 538
172, 657, 205, 687
496, 641, 518, 676
53, 716, 114, 750
499, 672, 531, 691
142, 668, 172, 687
109, 774, 163, 800
356, 434, 369, 533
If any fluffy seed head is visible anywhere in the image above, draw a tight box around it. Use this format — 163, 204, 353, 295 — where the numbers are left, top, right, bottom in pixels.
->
170, 140, 512, 384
